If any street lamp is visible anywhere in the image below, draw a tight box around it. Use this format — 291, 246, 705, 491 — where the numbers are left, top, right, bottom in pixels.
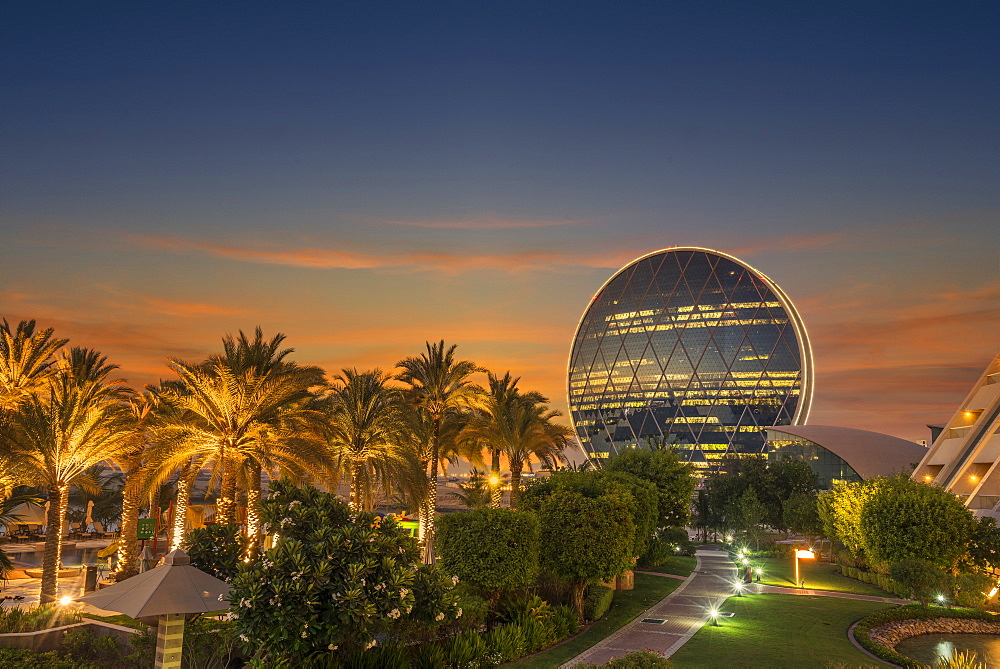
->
794, 549, 815, 589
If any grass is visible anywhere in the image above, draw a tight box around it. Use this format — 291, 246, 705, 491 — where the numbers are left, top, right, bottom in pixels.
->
644, 555, 697, 578
507, 572, 682, 668
670, 593, 894, 668
751, 557, 893, 597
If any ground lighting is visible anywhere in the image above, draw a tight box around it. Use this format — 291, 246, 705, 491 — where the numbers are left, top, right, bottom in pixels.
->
709, 608, 720, 626
734, 582, 744, 597
754, 567, 762, 582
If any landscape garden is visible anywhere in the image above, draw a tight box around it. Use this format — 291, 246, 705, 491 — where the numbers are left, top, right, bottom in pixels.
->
1, 318, 999, 667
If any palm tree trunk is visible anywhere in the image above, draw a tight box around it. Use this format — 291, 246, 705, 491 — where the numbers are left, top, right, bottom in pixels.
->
490, 448, 502, 509
117, 469, 141, 580
245, 460, 263, 558
349, 460, 363, 511
171, 465, 191, 551
216, 466, 237, 525
509, 460, 524, 509
40, 483, 68, 604
422, 419, 440, 564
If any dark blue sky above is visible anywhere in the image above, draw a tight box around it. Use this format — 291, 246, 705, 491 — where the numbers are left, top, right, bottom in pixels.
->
2, 2, 998, 441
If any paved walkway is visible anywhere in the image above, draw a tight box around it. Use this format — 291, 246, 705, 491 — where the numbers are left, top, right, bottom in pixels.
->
561, 547, 910, 667
562, 547, 735, 667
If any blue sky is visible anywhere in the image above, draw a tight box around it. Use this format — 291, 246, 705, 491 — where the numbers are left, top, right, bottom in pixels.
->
1, 2, 997, 444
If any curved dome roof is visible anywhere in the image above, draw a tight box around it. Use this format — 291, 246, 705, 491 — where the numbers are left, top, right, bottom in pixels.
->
767, 425, 927, 479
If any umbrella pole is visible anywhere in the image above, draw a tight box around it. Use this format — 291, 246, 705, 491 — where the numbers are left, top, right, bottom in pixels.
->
154, 613, 185, 669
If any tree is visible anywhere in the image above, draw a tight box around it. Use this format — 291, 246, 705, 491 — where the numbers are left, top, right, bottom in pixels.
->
604, 448, 696, 527
783, 491, 823, 543
326, 368, 406, 511
536, 490, 634, 620
0, 319, 67, 414
437, 507, 540, 604
889, 559, 947, 609
396, 341, 482, 562
0, 348, 135, 603
860, 476, 975, 569
446, 469, 491, 509
964, 516, 1000, 574
146, 329, 328, 553
230, 481, 461, 664
818, 477, 890, 559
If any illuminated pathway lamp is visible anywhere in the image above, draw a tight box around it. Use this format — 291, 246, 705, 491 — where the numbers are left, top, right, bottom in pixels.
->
754, 567, 762, 582
709, 608, 720, 627
794, 549, 815, 588
76, 549, 230, 669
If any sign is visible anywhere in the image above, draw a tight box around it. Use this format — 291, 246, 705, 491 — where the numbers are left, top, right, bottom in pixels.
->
137, 518, 155, 540
795, 550, 815, 559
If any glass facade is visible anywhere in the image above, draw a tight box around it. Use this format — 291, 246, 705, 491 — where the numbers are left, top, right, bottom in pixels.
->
765, 431, 862, 489
568, 248, 812, 471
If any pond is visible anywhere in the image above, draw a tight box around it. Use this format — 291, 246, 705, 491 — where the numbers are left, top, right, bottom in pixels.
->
895, 633, 1000, 665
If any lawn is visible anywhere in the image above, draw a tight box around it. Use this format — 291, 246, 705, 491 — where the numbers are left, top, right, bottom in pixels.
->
751, 557, 892, 597
508, 572, 683, 668
644, 555, 697, 578
669, 593, 894, 668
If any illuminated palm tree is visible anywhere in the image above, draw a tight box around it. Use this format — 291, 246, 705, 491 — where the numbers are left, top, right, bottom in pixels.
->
0, 348, 135, 603
146, 329, 328, 553
396, 341, 482, 562
0, 319, 67, 414
326, 368, 407, 510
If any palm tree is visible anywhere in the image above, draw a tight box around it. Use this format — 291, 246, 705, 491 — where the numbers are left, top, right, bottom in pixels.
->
396, 341, 482, 562
0, 319, 67, 414
146, 329, 328, 553
464, 378, 570, 508
325, 368, 407, 510
0, 348, 135, 603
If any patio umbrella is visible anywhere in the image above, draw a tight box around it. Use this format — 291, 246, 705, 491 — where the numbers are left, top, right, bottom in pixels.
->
84, 501, 95, 531
76, 548, 230, 669
4, 502, 46, 524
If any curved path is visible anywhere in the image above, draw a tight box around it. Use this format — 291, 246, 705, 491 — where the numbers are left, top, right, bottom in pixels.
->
561, 547, 909, 667
562, 547, 734, 667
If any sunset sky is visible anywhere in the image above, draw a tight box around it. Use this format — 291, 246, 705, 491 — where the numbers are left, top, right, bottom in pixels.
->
2, 3, 997, 452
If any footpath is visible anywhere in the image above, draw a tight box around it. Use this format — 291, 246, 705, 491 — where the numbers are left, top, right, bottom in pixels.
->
561, 546, 910, 667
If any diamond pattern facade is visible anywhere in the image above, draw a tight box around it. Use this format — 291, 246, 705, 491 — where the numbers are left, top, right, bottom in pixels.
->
568, 248, 813, 470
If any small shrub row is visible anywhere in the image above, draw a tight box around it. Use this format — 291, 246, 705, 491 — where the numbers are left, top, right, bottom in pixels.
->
574, 648, 673, 668
853, 604, 996, 668
838, 564, 906, 597
584, 585, 615, 621
0, 646, 98, 669
0, 604, 79, 633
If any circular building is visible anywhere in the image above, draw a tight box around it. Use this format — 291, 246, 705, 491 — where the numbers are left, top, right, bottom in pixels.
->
567, 247, 813, 470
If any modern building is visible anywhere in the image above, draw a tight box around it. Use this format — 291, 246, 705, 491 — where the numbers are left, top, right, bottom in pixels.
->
567, 247, 813, 470
913, 352, 1000, 517
766, 425, 927, 490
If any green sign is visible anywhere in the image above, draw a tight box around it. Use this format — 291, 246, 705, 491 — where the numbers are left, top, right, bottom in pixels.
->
137, 518, 155, 540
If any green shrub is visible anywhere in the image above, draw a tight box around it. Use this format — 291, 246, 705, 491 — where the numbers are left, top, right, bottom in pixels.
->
890, 559, 948, 608
954, 572, 993, 609
484, 624, 528, 663
411, 641, 447, 669
552, 604, 581, 638
584, 584, 615, 621
0, 647, 98, 669
838, 564, 906, 597
181, 523, 249, 581
604, 649, 673, 667
445, 630, 487, 668
0, 604, 79, 633
58, 628, 122, 664
437, 508, 540, 603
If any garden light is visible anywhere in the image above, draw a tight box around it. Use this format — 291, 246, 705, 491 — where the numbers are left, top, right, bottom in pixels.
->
735, 582, 744, 597
725, 534, 733, 542
754, 567, 762, 582
59, 595, 73, 606
488, 474, 500, 486
937, 594, 946, 605
709, 608, 720, 626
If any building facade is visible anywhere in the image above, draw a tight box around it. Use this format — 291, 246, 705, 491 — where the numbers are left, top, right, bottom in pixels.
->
567, 247, 813, 470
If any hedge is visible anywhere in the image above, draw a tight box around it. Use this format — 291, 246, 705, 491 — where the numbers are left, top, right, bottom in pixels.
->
584, 585, 615, 621
837, 564, 907, 597
852, 604, 997, 668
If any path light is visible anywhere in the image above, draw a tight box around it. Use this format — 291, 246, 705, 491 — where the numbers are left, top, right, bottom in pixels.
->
59, 595, 73, 606
754, 567, 762, 582
794, 549, 815, 588
937, 594, 947, 607
488, 474, 500, 487
709, 608, 720, 627
725, 534, 733, 543
734, 582, 744, 597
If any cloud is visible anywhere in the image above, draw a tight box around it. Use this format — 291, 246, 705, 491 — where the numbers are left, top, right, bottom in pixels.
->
377, 214, 591, 230
128, 296, 249, 318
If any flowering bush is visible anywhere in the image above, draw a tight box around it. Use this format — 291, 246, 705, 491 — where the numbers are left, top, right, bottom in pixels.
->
181, 523, 249, 581
230, 481, 435, 663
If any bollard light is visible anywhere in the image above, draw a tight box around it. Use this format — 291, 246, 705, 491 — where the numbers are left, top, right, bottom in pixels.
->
709, 608, 720, 626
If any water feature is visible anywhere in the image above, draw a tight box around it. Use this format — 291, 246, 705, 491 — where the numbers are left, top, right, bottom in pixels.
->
10, 547, 104, 568
895, 633, 1000, 665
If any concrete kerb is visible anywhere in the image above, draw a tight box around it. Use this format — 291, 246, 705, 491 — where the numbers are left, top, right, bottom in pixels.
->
847, 620, 903, 668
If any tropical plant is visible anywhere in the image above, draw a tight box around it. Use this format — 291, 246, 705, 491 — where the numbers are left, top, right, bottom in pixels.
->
395, 340, 482, 562
145, 329, 328, 554
446, 468, 491, 509
325, 368, 406, 510
0, 319, 67, 414
0, 348, 136, 603
181, 523, 250, 581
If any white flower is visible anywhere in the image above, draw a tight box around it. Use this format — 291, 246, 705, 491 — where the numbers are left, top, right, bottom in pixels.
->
301, 631, 308, 638
365, 639, 376, 649
435, 612, 444, 621
218, 594, 225, 601
399, 588, 409, 598
406, 605, 413, 614
456, 608, 462, 617
239, 634, 249, 643
328, 644, 338, 651
389, 608, 401, 619
451, 575, 459, 585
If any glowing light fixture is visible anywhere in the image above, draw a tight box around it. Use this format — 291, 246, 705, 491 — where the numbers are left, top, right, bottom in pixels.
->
709, 608, 720, 626
488, 475, 501, 486
59, 595, 73, 606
